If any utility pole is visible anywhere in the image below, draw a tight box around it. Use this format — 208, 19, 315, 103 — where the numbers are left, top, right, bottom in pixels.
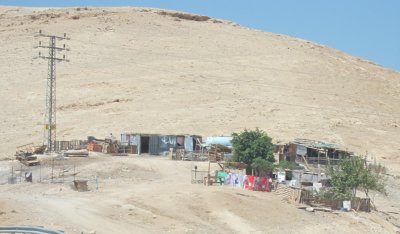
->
35, 30, 70, 153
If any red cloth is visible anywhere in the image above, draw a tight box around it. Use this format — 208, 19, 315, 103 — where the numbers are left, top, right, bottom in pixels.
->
244, 175, 254, 189
244, 176, 270, 192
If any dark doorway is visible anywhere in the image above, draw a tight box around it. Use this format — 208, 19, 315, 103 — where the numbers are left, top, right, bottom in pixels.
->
140, 136, 150, 154
192, 138, 196, 151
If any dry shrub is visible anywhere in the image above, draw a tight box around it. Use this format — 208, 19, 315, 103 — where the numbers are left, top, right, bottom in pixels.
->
71, 15, 80, 20
212, 19, 222, 23
50, 14, 61, 19
76, 7, 88, 11
158, 11, 210, 22
30, 13, 61, 20
171, 12, 210, 21
30, 15, 39, 20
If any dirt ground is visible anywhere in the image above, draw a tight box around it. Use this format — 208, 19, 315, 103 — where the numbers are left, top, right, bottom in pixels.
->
0, 154, 399, 234
0, 6, 400, 233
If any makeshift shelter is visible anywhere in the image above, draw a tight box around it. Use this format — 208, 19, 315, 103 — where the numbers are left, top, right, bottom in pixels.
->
120, 133, 202, 155
287, 138, 353, 165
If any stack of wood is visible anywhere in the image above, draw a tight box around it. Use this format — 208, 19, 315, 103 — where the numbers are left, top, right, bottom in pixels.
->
174, 148, 185, 160
208, 144, 231, 162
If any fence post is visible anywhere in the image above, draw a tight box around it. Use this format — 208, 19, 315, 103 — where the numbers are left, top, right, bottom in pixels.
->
51, 158, 54, 183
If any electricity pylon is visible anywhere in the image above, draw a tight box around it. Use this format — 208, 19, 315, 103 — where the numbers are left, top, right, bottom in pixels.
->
35, 30, 70, 152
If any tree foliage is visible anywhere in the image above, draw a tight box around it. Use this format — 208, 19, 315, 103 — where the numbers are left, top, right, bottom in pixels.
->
277, 160, 295, 170
231, 128, 275, 165
327, 156, 386, 199
251, 157, 275, 176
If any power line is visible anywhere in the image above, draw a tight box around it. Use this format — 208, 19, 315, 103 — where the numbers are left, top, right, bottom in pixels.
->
34, 30, 70, 153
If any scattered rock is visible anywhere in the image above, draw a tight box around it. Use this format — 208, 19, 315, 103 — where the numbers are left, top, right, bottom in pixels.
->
305, 207, 314, 212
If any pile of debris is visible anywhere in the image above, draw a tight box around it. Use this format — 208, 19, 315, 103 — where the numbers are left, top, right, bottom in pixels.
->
15, 143, 44, 166
87, 135, 119, 154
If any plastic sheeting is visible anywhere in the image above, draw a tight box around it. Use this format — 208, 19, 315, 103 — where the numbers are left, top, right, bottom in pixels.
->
205, 136, 233, 148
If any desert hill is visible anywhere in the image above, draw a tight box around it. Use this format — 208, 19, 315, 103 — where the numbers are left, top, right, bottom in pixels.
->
0, 7, 399, 172
1, 6, 400, 233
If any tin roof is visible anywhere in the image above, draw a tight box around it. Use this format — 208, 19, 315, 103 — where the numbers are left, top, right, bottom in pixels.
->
292, 138, 340, 149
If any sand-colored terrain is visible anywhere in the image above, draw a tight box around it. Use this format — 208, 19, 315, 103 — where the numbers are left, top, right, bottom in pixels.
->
0, 6, 400, 233
0, 155, 399, 233
0, 7, 399, 167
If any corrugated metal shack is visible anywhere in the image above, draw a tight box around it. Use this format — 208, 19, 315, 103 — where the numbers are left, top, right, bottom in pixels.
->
287, 138, 353, 165
120, 133, 202, 155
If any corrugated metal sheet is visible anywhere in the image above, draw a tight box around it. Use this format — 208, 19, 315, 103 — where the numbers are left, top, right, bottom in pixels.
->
184, 135, 194, 152
120, 134, 140, 146
121, 133, 202, 155
120, 134, 129, 146
159, 135, 176, 154
296, 145, 307, 156
149, 135, 159, 155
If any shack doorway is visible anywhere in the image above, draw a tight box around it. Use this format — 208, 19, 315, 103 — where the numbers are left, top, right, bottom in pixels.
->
140, 136, 150, 154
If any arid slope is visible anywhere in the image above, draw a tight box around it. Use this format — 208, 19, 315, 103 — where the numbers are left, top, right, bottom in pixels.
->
0, 7, 399, 172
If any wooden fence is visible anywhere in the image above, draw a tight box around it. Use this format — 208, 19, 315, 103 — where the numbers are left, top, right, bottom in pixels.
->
300, 190, 371, 212
54, 140, 86, 152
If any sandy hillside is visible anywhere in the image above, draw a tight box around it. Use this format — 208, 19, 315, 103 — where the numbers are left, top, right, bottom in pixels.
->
0, 7, 399, 170
0, 7, 400, 233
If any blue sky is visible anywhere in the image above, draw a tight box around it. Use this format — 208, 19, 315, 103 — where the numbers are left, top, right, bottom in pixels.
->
1, 1, 399, 72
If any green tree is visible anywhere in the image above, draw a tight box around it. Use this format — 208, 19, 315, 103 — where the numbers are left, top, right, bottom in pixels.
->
231, 128, 275, 165
277, 160, 295, 170
251, 157, 275, 176
328, 156, 386, 199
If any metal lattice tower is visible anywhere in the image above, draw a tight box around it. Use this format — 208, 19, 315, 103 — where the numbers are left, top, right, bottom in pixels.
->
35, 30, 70, 152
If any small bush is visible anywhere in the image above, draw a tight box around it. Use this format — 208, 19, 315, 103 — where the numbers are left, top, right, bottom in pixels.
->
30, 15, 39, 20
212, 19, 222, 23
71, 15, 80, 20
158, 11, 210, 22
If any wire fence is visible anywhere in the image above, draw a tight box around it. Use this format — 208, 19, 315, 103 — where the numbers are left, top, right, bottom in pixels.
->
0, 159, 100, 192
